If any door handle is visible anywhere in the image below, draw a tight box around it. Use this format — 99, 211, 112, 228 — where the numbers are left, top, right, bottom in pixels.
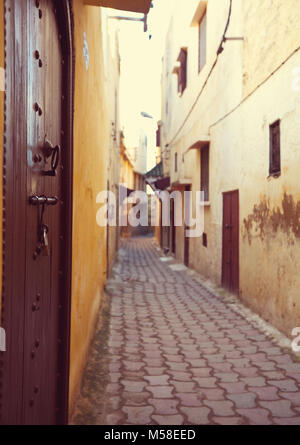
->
29, 195, 59, 206
42, 141, 60, 177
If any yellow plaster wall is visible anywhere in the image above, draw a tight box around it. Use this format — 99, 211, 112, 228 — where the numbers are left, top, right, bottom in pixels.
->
69, 0, 109, 413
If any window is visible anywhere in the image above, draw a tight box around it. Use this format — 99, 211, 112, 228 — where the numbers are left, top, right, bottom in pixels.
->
156, 125, 161, 147
178, 48, 188, 95
175, 152, 178, 173
269, 120, 281, 176
201, 144, 209, 201
198, 11, 207, 73
202, 232, 208, 248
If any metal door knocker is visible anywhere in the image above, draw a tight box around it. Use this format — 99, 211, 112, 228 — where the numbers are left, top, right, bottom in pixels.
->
42, 140, 60, 177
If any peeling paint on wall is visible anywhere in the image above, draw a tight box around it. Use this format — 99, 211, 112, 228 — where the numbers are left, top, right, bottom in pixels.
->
243, 193, 300, 245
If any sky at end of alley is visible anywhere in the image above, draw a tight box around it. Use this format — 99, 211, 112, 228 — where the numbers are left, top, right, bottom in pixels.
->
116, 0, 171, 153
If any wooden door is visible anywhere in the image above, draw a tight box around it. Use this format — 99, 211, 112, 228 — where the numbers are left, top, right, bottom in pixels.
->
159, 200, 163, 248
184, 186, 190, 267
222, 190, 239, 294
171, 199, 176, 254
0, 0, 73, 425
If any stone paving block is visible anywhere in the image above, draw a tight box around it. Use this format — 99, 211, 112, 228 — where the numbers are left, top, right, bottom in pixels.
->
109, 373, 122, 383
262, 371, 286, 380
143, 343, 161, 351
269, 379, 298, 392
238, 346, 258, 355
241, 377, 266, 387
198, 388, 226, 401
180, 339, 196, 345
109, 363, 122, 372
146, 386, 174, 399
152, 415, 184, 425
193, 377, 217, 388
106, 383, 122, 395
164, 354, 184, 363
214, 372, 239, 383
237, 408, 272, 425
199, 347, 219, 355
110, 355, 122, 363
209, 362, 233, 373
123, 361, 145, 372
106, 413, 124, 425
279, 391, 300, 405
227, 358, 250, 368
167, 371, 193, 381
122, 370, 145, 380
175, 393, 203, 407
108, 396, 122, 411
255, 361, 276, 371
233, 367, 259, 377
273, 417, 300, 425
277, 363, 300, 373
143, 350, 164, 359
121, 391, 151, 407
143, 358, 165, 367
144, 375, 170, 386
123, 406, 154, 425
219, 382, 247, 394
286, 372, 300, 383
249, 386, 280, 401
121, 380, 147, 393
203, 400, 235, 416
247, 353, 269, 362
149, 398, 179, 415
180, 406, 211, 425
187, 359, 209, 368
190, 367, 212, 378
170, 381, 196, 393
160, 347, 180, 355
204, 354, 225, 363
227, 392, 257, 409
182, 351, 202, 359
224, 349, 242, 357
259, 400, 295, 417
166, 361, 189, 371
145, 367, 167, 376
212, 416, 245, 425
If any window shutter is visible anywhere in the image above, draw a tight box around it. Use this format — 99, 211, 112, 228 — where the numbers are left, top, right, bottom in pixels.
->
199, 12, 207, 73
156, 127, 161, 147
269, 121, 281, 175
178, 49, 187, 94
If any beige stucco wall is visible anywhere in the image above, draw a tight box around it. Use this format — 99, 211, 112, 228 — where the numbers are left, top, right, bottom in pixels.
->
160, 0, 300, 336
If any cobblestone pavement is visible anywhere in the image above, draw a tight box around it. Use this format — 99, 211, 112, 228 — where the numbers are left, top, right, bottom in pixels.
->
72, 237, 300, 425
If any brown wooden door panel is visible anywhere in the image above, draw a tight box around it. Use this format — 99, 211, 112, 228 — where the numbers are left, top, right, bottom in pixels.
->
1, 0, 73, 425
171, 199, 176, 254
222, 190, 239, 294
184, 186, 190, 267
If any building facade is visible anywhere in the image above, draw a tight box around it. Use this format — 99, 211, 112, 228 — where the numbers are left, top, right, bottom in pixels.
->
158, 0, 300, 337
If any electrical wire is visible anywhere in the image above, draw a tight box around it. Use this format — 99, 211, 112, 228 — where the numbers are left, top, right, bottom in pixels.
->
165, 0, 233, 148
210, 43, 300, 129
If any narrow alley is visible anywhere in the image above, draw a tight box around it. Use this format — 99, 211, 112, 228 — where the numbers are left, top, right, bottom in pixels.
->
72, 237, 300, 426
1, 0, 300, 427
